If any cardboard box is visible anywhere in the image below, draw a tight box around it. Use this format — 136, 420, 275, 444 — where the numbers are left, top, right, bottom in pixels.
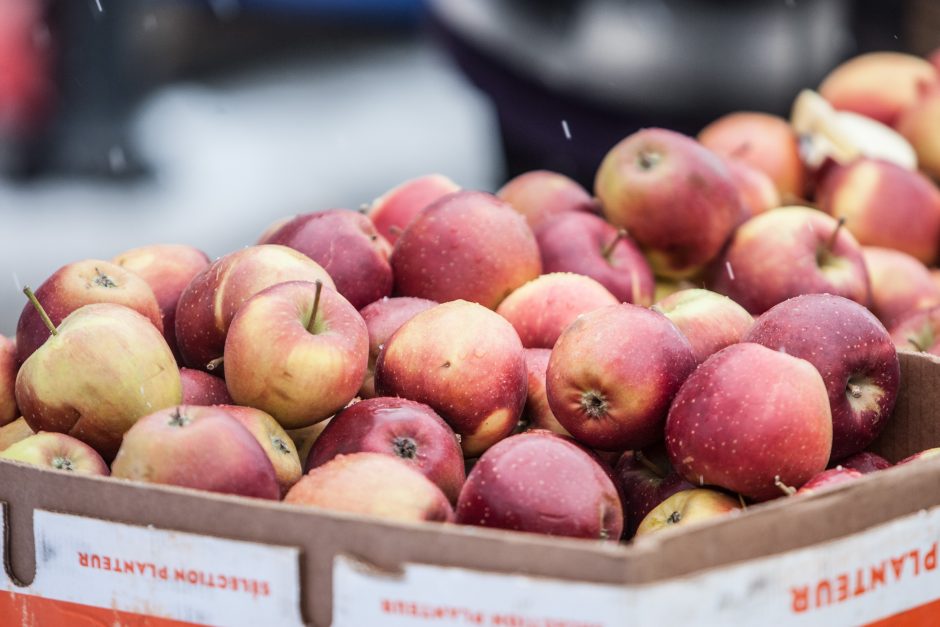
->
0, 351, 939, 626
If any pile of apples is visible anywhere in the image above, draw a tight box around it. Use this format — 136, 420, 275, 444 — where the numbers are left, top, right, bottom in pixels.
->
3, 50, 940, 542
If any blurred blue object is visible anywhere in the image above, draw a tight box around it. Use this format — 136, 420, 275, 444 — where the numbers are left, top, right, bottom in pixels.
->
234, 0, 426, 22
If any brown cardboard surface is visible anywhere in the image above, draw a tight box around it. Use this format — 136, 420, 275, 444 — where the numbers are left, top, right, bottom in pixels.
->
1, 350, 939, 626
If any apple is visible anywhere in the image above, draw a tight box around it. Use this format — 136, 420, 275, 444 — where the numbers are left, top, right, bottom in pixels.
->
521, 348, 569, 436
305, 397, 465, 503
634, 489, 740, 537
285, 452, 454, 523
358, 296, 437, 398
496, 273, 618, 349
112, 244, 211, 360
836, 451, 891, 474
286, 419, 331, 468
497, 170, 596, 230
790, 89, 918, 172
16, 303, 182, 461
653, 288, 753, 365
595, 128, 740, 278
0, 432, 109, 476
744, 294, 899, 461
546, 304, 696, 451
816, 159, 940, 265
111, 405, 279, 499
0, 335, 16, 425
0, 417, 33, 451
862, 247, 940, 329
224, 280, 368, 430
259, 209, 393, 310
796, 467, 863, 495
16, 259, 162, 363
897, 448, 940, 465
375, 300, 527, 457
897, 87, 940, 182
455, 431, 623, 539
698, 112, 805, 200
666, 343, 832, 501
890, 306, 940, 354
536, 212, 655, 305
391, 191, 541, 309
368, 174, 460, 244
219, 404, 302, 497
818, 52, 939, 127
615, 450, 694, 539
175, 244, 334, 371
709, 206, 870, 314
724, 158, 781, 221
931, 48, 940, 74
180, 367, 233, 406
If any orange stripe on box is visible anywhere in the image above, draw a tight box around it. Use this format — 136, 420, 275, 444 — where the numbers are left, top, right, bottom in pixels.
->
866, 598, 940, 627
0, 589, 204, 627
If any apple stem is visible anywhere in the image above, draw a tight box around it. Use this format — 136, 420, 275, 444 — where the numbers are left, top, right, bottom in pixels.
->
737, 493, 747, 510
206, 357, 224, 371
22, 286, 57, 336
824, 216, 846, 253
635, 450, 666, 478
847, 383, 863, 399
602, 229, 628, 258
908, 337, 927, 352
774, 475, 797, 497
388, 225, 403, 238
311, 279, 323, 327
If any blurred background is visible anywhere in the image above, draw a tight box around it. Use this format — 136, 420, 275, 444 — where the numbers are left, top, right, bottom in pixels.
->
0, 0, 938, 333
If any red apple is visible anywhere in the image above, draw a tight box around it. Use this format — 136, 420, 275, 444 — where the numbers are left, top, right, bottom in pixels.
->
224, 281, 368, 430
0, 417, 33, 451
16, 259, 162, 363
816, 159, 940, 265
595, 128, 740, 278
709, 206, 870, 314
615, 450, 694, 538
285, 452, 454, 523
456, 431, 623, 540
496, 273, 618, 349
175, 244, 334, 371
653, 288, 753, 365
112, 244, 211, 360
111, 405, 280, 499
744, 294, 899, 461
368, 174, 460, 244
546, 304, 696, 451
890, 306, 940, 354
818, 52, 939, 127
521, 348, 569, 436
897, 86, 940, 181
724, 158, 780, 221
635, 489, 741, 536
358, 296, 437, 398
219, 404, 302, 497
862, 247, 940, 329
897, 448, 940, 465
698, 112, 805, 200
16, 303, 182, 461
375, 300, 527, 457
497, 170, 596, 230
666, 343, 832, 501
259, 209, 393, 310
0, 432, 109, 476
797, 467, 863, 495
836, 451, 891, 474
306, 397, 465, 503
536, 212, 655, 305
180, 367, 233, 406
0, 336, 16, 426
391, 191, 541, 309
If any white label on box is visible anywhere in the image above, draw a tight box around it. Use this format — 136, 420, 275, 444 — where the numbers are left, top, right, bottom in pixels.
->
333, 506, 940, 626
0, 510, 305, 626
